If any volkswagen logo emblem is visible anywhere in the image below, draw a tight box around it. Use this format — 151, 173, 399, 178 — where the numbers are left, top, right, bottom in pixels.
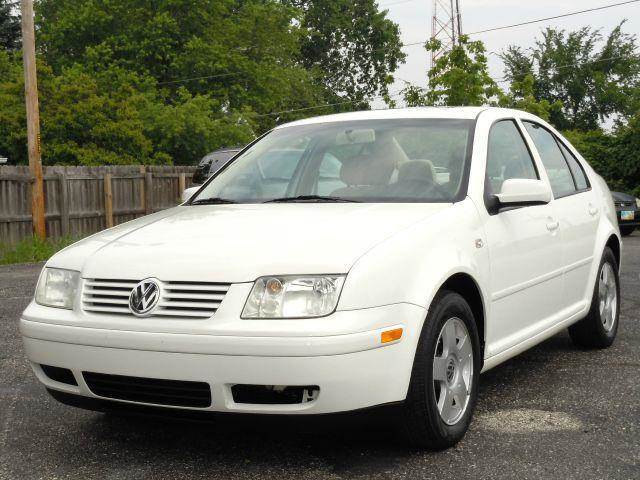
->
129, 279, 160, 316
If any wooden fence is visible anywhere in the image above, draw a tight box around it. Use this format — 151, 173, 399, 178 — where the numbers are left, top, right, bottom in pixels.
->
0, 165, 197, 245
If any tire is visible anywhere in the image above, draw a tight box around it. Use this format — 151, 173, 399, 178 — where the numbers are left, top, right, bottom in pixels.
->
620, 226, 635, 236
568, 247, 620, 348
401, 290, 481, 450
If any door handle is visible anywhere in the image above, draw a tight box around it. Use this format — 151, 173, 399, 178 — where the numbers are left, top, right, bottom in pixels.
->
546, 221, 560, 232
588, 205, 598, 216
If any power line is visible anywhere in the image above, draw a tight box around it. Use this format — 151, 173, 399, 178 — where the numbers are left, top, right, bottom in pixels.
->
495, 53, 640, 83
379, 0, 419, 8
256, 90, 406, 118
157, 72, 243, 85
467, 0, 640, 36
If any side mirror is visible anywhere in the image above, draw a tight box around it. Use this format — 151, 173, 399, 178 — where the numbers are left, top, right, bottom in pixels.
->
181, 186, 200, 203
494, 179, 552, 209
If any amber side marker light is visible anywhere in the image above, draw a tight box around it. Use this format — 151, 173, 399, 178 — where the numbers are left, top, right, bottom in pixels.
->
381, 328, 403, 344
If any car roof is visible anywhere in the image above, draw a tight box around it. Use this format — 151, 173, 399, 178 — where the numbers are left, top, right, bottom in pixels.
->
274, 106, 534, 129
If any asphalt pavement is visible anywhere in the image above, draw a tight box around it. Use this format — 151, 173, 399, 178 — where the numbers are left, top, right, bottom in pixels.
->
1, 235, 638, 479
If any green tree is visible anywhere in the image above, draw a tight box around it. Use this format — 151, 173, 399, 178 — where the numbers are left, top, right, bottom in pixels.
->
0, 53, 255, 165
502, 23, 640, 130
291, 0, 405, 106
498, 73, 563, 121
0, 48, 26, 163
36, 0, 330, 131
404, 35, 500, 107
0, 0, 20, 50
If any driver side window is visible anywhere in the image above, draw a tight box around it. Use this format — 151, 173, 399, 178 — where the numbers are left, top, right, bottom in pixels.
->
486, 120, 538, 195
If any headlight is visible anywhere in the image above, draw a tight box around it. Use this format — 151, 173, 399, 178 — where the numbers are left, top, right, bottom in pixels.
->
242, 275, 345, 318
35, 268, 80, 309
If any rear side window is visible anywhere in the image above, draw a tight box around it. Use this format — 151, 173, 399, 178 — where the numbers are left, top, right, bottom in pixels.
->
486, 120, 538, 194
557, 141, 589, 191
523, 121, 575, 198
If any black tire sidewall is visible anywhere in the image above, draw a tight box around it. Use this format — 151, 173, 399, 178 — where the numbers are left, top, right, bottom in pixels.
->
592, 248, 621, 343
410, 291, 482, 444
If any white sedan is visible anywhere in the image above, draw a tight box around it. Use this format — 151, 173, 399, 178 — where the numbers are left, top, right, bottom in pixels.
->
21, 107, 621, 449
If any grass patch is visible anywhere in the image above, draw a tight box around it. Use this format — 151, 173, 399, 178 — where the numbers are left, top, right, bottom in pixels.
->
0, 236, 77, 265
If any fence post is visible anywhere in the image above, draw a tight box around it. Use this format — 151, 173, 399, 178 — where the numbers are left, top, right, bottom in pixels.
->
139, 165, 146, 215
58, 173, 70, 236
145, 172, 153, 215
104, 172, 114, 228
178, 172, 186, 201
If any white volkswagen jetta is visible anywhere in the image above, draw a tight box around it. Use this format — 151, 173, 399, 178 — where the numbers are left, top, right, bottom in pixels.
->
21, 107, 621, 449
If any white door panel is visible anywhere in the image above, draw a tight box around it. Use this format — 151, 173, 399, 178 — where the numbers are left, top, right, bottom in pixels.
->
484, 203, 564, 356
555, 190, 599, 306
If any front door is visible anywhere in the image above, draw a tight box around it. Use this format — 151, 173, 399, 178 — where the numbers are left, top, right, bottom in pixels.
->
482, 119, 565, 357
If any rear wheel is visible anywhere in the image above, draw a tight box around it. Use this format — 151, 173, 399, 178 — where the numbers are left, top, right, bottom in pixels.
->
401, 291, 481, 450
620, 226, 635, 236
568, 247, 620, 348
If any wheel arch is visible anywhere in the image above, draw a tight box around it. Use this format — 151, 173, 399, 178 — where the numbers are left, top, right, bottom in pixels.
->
606, 234, 621, 270
438, 272, 486, 360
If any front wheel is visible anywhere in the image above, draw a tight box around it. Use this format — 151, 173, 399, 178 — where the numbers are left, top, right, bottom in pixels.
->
401, 291, 481, 450
568, 247, 620, 348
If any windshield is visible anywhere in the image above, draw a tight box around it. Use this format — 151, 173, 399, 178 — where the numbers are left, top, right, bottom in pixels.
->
192, 119, 474, 204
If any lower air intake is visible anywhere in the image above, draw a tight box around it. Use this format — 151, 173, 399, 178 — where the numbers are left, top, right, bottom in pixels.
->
41, 364, 77, 386
231, 384, 320, 405
83, 372, 211, 408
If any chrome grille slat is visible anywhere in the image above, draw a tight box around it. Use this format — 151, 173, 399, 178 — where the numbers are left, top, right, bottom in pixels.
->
152, 309, 217, 318
164, 283, 230, 292
84, 297, 130, 305
85, 280, 139, 289
82, 278, 230, 319
158, 300, 221, 308
163, 292, 226, 300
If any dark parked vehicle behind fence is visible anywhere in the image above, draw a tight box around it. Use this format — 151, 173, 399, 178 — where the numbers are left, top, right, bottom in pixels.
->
192, 148, 242, 185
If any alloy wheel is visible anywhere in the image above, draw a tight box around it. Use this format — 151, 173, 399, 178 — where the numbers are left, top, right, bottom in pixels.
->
598, 262, 617, 332
432, 317, 473, 425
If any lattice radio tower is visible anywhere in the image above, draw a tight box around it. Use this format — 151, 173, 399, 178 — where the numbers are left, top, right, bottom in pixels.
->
430, 0, 463, 70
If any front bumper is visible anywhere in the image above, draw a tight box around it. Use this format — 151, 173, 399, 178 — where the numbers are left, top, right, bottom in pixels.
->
21, 303, 425, 414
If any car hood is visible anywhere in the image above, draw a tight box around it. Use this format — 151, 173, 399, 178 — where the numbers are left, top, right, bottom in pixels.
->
51, 203, 449, 283
611, 191, 636, 202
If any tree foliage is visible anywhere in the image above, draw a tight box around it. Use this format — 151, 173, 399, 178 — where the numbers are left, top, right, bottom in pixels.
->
0, 0, 405, 165
0, 49, 256, 166
404, 35, 500, 107
501, 23, 640, 130
291, 0, 405, 105
498, 73, 563, 121
0, 0, 20, 50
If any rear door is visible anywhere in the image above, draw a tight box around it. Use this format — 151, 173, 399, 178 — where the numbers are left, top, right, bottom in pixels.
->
482, 119, 565, 356
522, 121, 599, 309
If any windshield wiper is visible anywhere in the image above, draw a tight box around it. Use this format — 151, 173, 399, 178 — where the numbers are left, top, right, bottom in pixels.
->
264, 195, 360, 203
190, 197, 238, 205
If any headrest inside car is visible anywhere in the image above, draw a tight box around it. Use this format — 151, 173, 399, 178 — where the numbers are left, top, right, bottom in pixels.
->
397, 160, 436, 183
340, 154, 397, 186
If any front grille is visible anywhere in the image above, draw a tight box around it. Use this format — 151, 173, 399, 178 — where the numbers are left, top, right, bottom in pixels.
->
615, 201, 635, 208
83, 372, 212, 408
82, 278, 230, 318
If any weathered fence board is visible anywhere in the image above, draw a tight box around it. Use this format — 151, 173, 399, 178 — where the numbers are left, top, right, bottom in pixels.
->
0, 165, 196, 245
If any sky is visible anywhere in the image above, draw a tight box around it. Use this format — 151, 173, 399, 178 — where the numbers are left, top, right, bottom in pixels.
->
379, 0, 640, 103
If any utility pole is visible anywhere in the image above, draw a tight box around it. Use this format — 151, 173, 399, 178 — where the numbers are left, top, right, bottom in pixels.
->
21, 0, 46, 239
430, 0, 463, 70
